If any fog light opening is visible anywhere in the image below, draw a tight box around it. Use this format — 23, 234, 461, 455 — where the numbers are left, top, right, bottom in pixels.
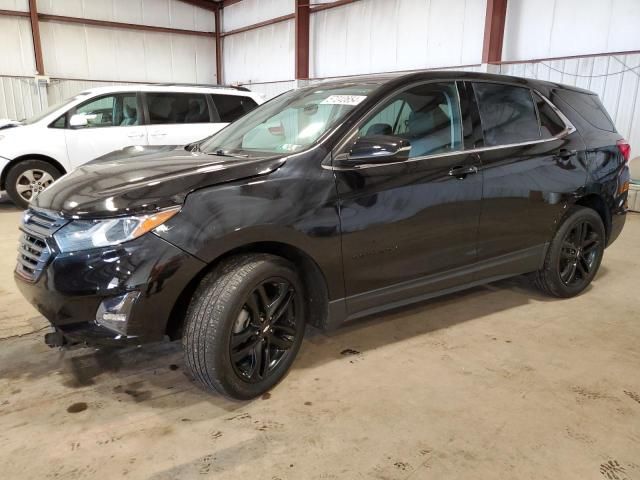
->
95, 291, 140, 335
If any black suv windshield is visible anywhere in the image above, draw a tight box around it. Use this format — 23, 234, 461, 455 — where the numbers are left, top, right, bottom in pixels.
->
200, 84, 378, 157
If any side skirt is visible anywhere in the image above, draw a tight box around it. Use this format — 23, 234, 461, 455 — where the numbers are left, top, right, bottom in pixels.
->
325, 244, 548, 329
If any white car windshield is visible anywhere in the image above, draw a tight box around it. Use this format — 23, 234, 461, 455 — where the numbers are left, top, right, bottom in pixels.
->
200, 84, 378, 157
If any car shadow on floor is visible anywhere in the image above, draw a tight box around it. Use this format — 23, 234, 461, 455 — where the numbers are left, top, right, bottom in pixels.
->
0, 265, 600, 407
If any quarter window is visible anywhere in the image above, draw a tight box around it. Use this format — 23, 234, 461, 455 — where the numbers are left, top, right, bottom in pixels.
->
212, 94, 258, 123
73, 94, 139, 128
535, 93, 566, 138
146, 93, 210, 124
473, 83, 540, 146
359, 82, 463, 158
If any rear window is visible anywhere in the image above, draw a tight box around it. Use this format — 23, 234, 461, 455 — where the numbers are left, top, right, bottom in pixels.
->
473, 83, 540, 146
212, 94, 258, 123
556, 90, 615, 132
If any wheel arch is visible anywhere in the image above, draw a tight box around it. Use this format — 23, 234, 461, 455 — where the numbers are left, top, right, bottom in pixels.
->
165, 241, 330, 339
574, 193, 611, 242
1, 154, 67, 190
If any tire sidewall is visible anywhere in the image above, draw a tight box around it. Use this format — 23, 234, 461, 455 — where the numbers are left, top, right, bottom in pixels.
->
208, 257, 306, 399
6, 159, 62, 209
547, 208, 606, 297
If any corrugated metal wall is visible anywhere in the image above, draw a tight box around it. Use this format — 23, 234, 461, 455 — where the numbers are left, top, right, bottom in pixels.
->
223, 20, 294, 85
310, 0, 485, 78
0, 76, 45, 120
503, 0, 640, 62
496, 54, 640, 159
0, 0, 217, 120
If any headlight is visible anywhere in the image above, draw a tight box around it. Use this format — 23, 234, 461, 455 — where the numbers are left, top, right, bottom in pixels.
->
54, 206, 180, 253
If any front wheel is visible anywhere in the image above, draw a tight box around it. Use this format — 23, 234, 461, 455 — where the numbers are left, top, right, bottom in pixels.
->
534, 206, 606, 298
183, 254, 306, 399
5, 159, 62, 209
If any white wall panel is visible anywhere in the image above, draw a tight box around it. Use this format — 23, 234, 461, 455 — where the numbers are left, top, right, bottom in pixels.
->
223, 0, 294, 31
0, 76, 43, 121
503, 0, 640, 61
311, 0, 486, 78
496, 53, 640, 161
39, 21, 216, 83
0, 17, 36, 77
37, 0, 215, 32
0, 0, 28, 10
223, 21, 294, 84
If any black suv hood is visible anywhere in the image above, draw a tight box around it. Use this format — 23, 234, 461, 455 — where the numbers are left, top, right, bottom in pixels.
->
33, 145, 285, 218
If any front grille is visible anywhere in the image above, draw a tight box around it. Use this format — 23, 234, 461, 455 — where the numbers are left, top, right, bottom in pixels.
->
16, 209, 68, 282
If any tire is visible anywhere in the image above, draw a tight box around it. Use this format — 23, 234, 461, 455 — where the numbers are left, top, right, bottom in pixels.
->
534, 206, 606, 298
5, 159, 62, 209
183, 254, 306, 399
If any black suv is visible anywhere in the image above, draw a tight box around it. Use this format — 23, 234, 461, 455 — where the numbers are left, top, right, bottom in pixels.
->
15, 72, 630, 399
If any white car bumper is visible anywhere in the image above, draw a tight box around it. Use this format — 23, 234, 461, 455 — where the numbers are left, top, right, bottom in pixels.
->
0, 155, 11, 196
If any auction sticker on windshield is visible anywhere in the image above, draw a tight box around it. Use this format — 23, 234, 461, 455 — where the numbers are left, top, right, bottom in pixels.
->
320, 95, 367, 106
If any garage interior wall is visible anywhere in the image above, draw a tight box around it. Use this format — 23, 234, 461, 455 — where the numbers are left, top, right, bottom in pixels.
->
1, 0, 639, 155
0, 0, 216, 120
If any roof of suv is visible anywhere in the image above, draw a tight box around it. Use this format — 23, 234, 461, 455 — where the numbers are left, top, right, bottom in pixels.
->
78, 84, 258, 97
309, 70, 595, 96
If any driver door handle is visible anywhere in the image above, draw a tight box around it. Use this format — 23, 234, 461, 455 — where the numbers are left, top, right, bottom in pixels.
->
448, 165, 479, 179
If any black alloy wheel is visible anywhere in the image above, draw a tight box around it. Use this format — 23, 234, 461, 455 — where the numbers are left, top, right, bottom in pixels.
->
183, 254, 306, 399
534, 206, 606, 298
558, 220, 601, 287
230, 279, 298, 383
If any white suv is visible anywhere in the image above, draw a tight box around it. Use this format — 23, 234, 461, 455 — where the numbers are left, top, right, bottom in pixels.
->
0, 84, 263, 208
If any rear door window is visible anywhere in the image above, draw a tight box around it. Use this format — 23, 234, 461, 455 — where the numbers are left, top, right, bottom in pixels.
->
473, 83, 540, 146
212, 94, 258, 123
146, 93, 211, 124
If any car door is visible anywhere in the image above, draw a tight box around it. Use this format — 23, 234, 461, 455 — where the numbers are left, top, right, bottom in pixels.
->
144, 92, 220, 146
469, 81, 588, 279
64, 93, 147, 168
333, 81, 483, 316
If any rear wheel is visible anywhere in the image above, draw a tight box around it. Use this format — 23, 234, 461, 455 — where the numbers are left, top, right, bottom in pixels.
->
535, 207, 606, 297
5, 159, 62, 209
183, 254, 306, 399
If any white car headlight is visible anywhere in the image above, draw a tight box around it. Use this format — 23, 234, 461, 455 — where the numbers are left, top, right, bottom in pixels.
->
53, 207, 180, 253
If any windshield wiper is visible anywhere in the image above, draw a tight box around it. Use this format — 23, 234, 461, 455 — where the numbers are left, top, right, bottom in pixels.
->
209, 149, 249, 158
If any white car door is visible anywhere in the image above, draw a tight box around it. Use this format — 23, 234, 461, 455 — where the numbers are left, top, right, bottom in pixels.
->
64, 93, 148, 168
145, 92, 225, 146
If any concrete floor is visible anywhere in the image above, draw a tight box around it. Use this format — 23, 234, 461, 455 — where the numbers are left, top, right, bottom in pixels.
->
0, 201, 639, 480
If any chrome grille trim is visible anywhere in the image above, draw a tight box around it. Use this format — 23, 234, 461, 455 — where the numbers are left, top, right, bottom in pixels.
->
16, 209, 68, 282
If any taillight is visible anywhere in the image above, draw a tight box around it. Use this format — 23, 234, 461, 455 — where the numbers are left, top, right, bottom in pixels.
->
617, 139, 631, 163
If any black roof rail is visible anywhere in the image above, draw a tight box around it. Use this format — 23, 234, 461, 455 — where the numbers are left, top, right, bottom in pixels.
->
144, 82, 251, 92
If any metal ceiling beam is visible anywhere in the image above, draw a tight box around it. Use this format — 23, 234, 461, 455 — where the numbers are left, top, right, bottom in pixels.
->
482, 0, 508, 64
38, 13, 214, 37
295, 0, 310, 80
215, 7, 223, 83
28, 0, 45, 75
175, 0, 218, 11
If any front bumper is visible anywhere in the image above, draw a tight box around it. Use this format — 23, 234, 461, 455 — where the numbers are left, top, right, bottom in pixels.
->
15, 233, 206, 346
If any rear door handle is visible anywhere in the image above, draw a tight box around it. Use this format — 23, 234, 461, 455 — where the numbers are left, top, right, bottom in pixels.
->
448, 165, 479, 179
150, 131, 167, 137
127, 133, 145, 138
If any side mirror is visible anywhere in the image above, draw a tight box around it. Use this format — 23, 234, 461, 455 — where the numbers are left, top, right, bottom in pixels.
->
335, 135, 411, 168
69, 113, 92, 128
